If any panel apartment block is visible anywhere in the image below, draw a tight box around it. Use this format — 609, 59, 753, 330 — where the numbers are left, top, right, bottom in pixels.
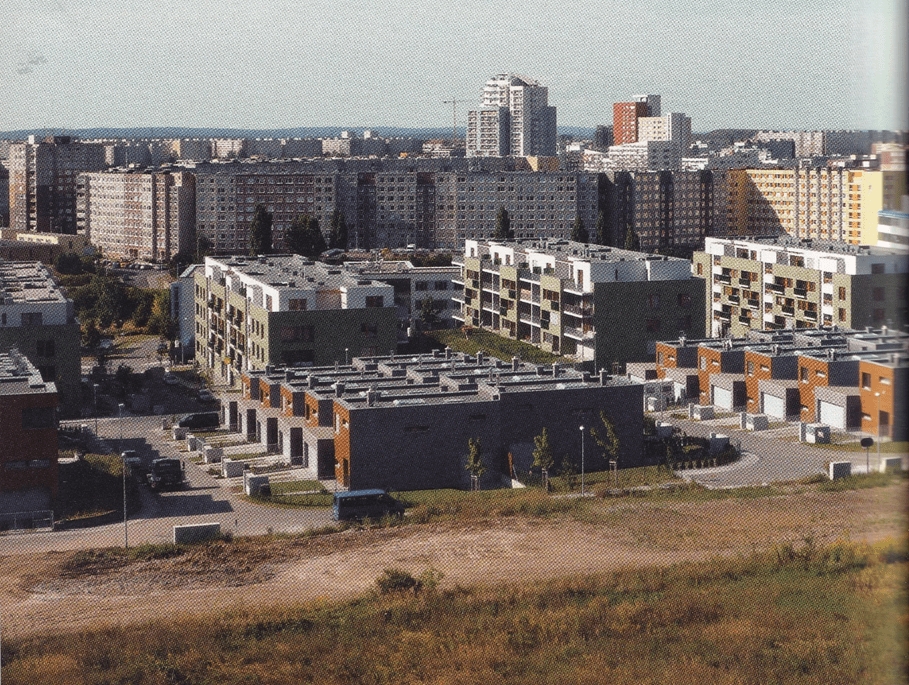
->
79, 170, 195, 261
725, 168, 905, 243
194, 255, 397, 385
8, 136, 106, 234
467, 74, 557, 158
455, 239, 705, 368
613, 102, 649, 146
693, 236, 908, 337
0, 261, 80, 417
0, 350, 59, 513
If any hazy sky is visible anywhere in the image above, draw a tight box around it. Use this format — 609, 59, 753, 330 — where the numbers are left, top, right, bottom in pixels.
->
1, 0, 905, 132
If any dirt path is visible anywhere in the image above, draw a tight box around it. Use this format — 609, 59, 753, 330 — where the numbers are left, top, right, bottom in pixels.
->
1, 485, 904, 640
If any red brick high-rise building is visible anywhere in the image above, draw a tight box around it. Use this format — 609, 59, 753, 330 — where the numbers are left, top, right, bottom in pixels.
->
613, 101, 648, 145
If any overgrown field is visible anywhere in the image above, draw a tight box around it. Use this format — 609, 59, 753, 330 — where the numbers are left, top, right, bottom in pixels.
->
3, 537, 905, 685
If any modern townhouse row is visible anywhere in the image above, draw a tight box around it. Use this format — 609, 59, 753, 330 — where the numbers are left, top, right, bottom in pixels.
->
219, 349, 643, 492
633, 326, 907, 441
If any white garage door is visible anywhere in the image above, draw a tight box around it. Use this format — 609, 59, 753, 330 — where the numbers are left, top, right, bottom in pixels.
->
712, 386, 732, 410
761, 392, 786, 419
818, 401, 845, 429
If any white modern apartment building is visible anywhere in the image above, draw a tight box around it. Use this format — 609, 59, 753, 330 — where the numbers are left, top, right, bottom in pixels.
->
637, 112, 692, 155
605, 140, 681, 171
467, 74, 557, 157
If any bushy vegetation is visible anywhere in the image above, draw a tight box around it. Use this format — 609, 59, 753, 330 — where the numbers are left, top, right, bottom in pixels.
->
429, 328, 574, 365
4, 538, 905, 684
55, 454, 139, 520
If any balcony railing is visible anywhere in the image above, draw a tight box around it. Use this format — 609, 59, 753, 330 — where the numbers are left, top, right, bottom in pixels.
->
793, 287, 808, 299
562, 303, 593, 317
767, 283, 785, 294
781, 305, 795, 315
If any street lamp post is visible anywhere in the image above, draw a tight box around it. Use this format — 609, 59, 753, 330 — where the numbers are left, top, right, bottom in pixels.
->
579, 425, 585, 496
93, 383, 99, 436
119, 403, 127, 549
875, 391, 881, 470
345, 348, 349, 366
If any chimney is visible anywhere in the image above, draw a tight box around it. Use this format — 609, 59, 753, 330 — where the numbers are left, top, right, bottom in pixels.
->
334, 382, 345, 397
476, 351, 484, 365
512, 356, 520, 371
445, 346, 452, 359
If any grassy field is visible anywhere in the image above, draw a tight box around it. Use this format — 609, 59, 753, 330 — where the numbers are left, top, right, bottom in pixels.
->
4, 537, 905, 685
429, 328, 575, 365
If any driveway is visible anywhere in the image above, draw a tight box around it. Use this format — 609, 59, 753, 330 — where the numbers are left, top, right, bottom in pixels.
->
657, 412, 907, 488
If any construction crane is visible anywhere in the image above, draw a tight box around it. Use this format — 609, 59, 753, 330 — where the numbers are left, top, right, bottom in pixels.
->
442, 99, 459, 143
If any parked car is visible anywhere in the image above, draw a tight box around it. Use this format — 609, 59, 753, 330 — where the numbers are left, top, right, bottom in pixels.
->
176, 412, 220, 429
121, 450, 147, 483
197, 389, 216, 402
147, 458, 185, 491
333, 490, 405, 521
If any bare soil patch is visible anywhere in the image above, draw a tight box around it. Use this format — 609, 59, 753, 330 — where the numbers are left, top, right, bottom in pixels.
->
1, 485, 904, 640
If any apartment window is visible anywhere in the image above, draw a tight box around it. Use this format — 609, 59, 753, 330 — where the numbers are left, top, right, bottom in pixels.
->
677, 293, 691, 308
871, 263, 885, 274
873, 308, 885, 322
746, 361, 754, 376
361, 322, 378, 338
415, 282, 428, 291
36, 340, 55, 357
838, 308, 847, 322
880, 376, 891, 386
657, 351, 664, 364
648, 294, 661, 309
838, 286, 847, 300
800, 367, 809, 382
289, 298, 307, 311
871, 287, 885, 302
20, 312, 43, 326
815, 370, 826, 379
700, 357, 707, 371
365, 296, 384, 308
265, 295, 273, 310
646, 318, 661, 335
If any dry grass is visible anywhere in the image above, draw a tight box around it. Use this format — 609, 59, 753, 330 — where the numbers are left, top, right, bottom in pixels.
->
4, 537, 905, 685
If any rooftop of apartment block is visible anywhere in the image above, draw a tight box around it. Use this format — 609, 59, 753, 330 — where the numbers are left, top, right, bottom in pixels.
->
241, 349, 633, 410
342, 260, 460, 276
0, 260, 70, 306
704, 235, 908, 259
0, 349, 56, 396
203, 255, 391, 293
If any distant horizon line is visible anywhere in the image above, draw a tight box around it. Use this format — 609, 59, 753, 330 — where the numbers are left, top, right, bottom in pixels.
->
2, 123, 904, 141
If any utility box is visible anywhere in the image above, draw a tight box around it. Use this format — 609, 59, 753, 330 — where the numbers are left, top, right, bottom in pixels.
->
203, 445, 223, 463
708, 433, 730, 454
804, 424, 830, 444
691, 405, 715, 421
244, 472, 270, 496
222, 458, 245, 478
828, 461, 851, 480
174, 522, 221, 544
746, 414, 769, 431
654, 421, 673, 439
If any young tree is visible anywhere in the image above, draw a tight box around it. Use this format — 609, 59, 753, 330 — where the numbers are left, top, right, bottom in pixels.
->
595, 210, 608, 246
560, 452, 579, 491
494, 207, 512, 241
81, 318, 102, 350
532, 427, 555, 472
308, 217, 327, 257
465, 436, 486, 487
147, 290, 175, 338
195, 235, 213, 262
590, 411, 620, 466
624, 227, 641, 252
417, 295, 443, 330
284, 216, 311, 256
328, 209, 348, 250
570, 216, 589, 243
249, 204, 273, 256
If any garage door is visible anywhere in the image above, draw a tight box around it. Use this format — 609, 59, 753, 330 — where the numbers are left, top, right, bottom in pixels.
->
761, 392, 786, 418
818, 400, 845, 429
712, 386, 732, 410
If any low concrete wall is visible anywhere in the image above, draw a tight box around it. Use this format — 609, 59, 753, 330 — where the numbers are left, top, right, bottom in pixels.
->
222, 459, 245, 478
244, 473, 270, 496
203, 445, 223, 463
880, 457, 903, 473
174, 522, 221, 544
828, 461, 851, 480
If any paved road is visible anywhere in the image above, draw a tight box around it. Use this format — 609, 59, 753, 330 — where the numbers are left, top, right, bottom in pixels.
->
657, 413, 907, 488
0, 414, 333, 555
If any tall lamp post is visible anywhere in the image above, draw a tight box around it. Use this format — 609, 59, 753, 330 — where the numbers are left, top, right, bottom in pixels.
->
119, 403, 127, 549
875, 391, 881, 470
579, 425, 585, 496
93, 383, 99, 436
345, 348, 349, 366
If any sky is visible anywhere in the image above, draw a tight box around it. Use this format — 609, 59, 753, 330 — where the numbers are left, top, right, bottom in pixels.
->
1, 0, 906, 133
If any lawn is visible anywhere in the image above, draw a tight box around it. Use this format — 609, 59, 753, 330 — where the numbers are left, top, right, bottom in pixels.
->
270, 480, 326, 495
5, 537, 905, 685
429, 328, 575, 365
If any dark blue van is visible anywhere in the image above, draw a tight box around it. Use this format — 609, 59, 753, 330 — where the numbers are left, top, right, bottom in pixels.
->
332, 489, 406, 521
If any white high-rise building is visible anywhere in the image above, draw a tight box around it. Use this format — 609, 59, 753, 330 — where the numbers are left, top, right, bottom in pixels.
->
637, 112, 692, 154
467, 74, 557, 157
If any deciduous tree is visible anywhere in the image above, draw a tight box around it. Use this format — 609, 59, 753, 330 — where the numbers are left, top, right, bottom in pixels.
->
249, 204, 273, 256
